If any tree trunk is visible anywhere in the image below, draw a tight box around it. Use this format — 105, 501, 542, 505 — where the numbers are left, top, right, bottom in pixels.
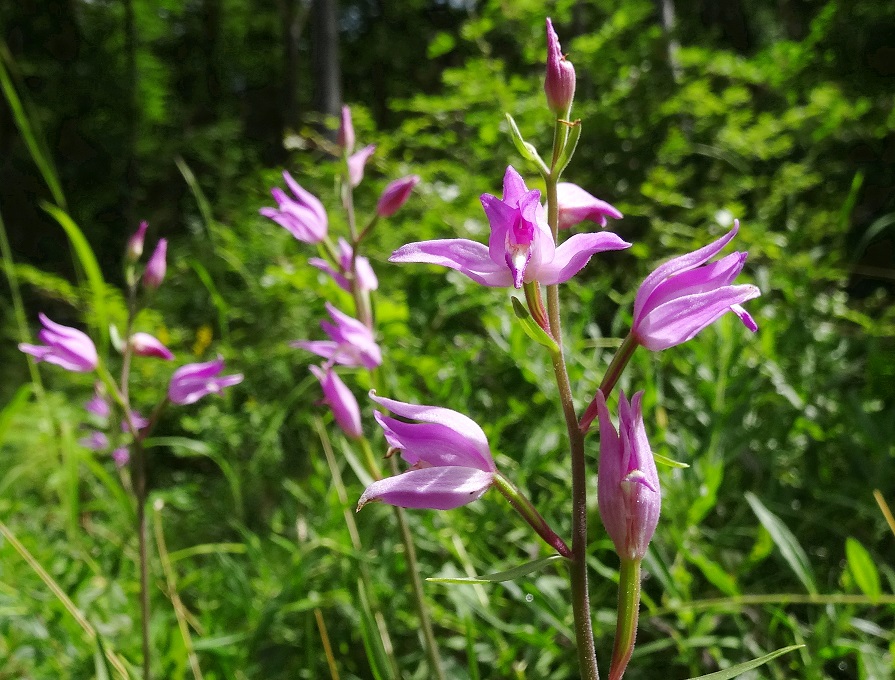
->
312, 0, 341, 130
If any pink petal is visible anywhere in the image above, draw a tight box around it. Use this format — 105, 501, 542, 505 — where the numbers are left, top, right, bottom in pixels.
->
501, 166, 529, 205
373, 412, 492, 471
311, 365, 362, 438
535, 231, 631, 285
370, 392, 494, 472
556, 183, 623, 230
357, 466, 494, 511
348, 144, 376, 188
282, 171, 327, 226
636, 252, 747, 323
633, 223, 740, 322
390, 239, 514, 287
635, 284, 761, 351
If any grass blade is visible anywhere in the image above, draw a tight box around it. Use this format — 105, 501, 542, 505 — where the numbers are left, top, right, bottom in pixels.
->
0, 41, 66, 208
427, 554, 565, 585
40, 203, 109, 354
0, 520, 131, 678
745, 492, 817, 594
845, 537, 881, 601
685, 644, 804, 680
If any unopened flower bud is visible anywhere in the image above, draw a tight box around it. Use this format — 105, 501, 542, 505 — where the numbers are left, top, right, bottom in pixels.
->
338, 105, 355, 154
376, 175, 420, 218
545, 18, 576, 117
127, 221, 148, 262
596, 390, 660, 561
130, 332, 175, 360
143, 239, 167, 289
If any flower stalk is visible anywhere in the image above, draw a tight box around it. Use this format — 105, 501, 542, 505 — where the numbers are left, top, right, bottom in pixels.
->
545, 160, 599, 679
493, 471, 571, 558
579, 333, 638, 432
608, 559, 641, 680
333, 132, 445, 678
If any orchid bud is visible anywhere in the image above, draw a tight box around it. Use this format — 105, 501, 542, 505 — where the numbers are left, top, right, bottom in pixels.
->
143, 239, 167, 289
130, 332, 175, 360
348, 144, 376, 187
596, 390, 660, 561
545, 18, 576, 117
309, 365, 362, 439
127, 221, 148, 262
338, 105, 355, 154
376, 175, 420, 218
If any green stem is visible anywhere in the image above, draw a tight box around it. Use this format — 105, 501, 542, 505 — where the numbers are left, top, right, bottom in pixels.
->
119, 284, 152, 680
579, 333, 638, 433
314, 419, 401, 679
337, 179, 443, 675
608, 559, 641, 680
493, 472, 571, 558
545, 176, 599, 680
390, 458, 447, 680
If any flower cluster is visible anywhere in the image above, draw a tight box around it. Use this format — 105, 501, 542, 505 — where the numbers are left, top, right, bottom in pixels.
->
19, 221, 242, 469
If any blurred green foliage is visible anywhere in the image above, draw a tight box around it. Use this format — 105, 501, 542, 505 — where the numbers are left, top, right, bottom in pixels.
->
1, 0, 894, 678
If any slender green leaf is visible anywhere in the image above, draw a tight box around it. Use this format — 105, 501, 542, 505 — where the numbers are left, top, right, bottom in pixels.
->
653, 452, 690, 468
187, 258, 230, 342
0, 41, 66, 207
845, 537, 881, 601
93, 635, 113, 680
511, 297, 559, 355
41, 203, 109, 353
0, 383, 32, 445
745, 492, 817, 594
428, 555, 564, 584
685, 644, 804, 679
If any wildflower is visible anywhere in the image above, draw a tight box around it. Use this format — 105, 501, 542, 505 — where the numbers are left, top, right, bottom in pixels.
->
122, 411, 150, 432
310, 365, 362, 439
291, 303, 381, 369
79, 430, 110, 451
596, 390, 660, 561
357, 392, 497, 511
348, 144, 376, 188
557, 183, 623, 230
85, 384, 111, 419
127, 220, 148, 261
143, 239, 167, 289
112, 448, 130, 467
309, 237, 379, 293
260, 171, 328, 243
130, 332, 175, 360
168, 357, 243, 405
19, 313, 98, 372
376, 175, 420, 217
390, 166, 629, 288
338, 105, 355, 153
632, 221, 760, 351
545, 18, 576, 116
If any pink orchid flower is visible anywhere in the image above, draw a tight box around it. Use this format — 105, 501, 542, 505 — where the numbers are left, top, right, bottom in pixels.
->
390, 166, 629, 289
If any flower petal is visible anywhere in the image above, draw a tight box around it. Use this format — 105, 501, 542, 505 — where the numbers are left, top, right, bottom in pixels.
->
556, 182, 623, 230
373, 412, 491, 471
501, 166, 529, 205
536, 232, 631, 285
348, 144, 376, 187
282, 171, 327, 226
390, 239, 514, 287
636, 284, 761, 351
357, 466, 494, 511
633, 222, 740, 322
370, 392, 494, 471
638, 251, 747, 317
